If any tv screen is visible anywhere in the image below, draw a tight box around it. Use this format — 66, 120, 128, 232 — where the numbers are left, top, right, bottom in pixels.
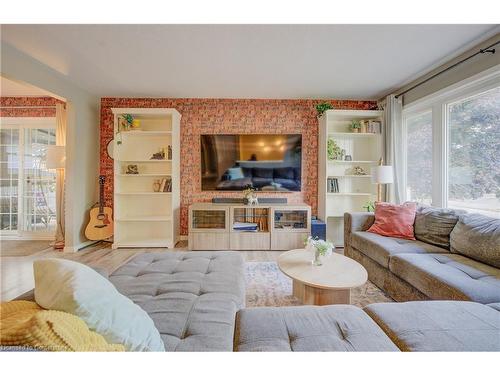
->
201, 134, 302, 191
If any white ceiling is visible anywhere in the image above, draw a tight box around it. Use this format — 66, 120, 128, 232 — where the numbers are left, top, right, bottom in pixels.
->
1, 25, 497, 99
0, 76, 54, 96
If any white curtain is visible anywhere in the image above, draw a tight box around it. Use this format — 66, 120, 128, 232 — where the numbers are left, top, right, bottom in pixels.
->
54, 103, 66, 250
383, 94, 404, 203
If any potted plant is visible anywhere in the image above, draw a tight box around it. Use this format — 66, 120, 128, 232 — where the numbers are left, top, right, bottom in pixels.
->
327, 138, 343, 160
116, 114, 134, 145
350, 120, 361, 133
316, 102, 334, 118
312, 239, 334, 266
363, 201, 375, 212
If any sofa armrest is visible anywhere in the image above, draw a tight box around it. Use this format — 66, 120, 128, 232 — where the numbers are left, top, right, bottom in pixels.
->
345, 212, 375, 233
344, 212, 375, 252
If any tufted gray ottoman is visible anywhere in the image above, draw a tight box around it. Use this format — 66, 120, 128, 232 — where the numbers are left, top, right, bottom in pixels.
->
109, 251, 245, 351
234, 305, 400, 351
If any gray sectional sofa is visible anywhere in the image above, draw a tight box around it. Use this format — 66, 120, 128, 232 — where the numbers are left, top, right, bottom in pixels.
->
11, 233, 500, 351
344, 208, 500, 305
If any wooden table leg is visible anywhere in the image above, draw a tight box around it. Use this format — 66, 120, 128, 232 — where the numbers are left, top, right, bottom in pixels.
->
292, 279, 305, 301
302, 285, 350, 305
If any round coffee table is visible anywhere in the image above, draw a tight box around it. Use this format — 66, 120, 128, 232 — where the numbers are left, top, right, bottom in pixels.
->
277, 249, 368, 305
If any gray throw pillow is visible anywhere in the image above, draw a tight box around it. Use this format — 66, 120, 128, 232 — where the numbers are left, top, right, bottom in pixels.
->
414, 205, 465, 249
450, 213, 500, 268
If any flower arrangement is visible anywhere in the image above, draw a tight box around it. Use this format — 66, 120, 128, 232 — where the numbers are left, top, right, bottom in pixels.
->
312, 239, 334, 266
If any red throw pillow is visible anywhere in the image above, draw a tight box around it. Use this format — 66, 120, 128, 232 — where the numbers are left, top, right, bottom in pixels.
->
367, 202, 417, 240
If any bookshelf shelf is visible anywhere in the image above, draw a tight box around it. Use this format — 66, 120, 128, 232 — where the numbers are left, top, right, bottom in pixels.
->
112, 108, 181, 249
319, 109, 383, 247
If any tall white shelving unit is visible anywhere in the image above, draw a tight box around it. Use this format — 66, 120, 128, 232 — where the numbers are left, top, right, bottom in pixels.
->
318, 110, 384, 247
111, 108, 181, 248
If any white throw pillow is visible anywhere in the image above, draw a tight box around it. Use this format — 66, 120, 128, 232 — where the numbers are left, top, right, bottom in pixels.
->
33, 258, 165, 352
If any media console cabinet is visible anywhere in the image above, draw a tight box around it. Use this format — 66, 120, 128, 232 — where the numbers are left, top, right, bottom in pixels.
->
188, 203, 311, 251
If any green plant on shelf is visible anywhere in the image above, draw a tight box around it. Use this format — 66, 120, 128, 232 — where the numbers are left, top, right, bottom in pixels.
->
350, 120, 361, 132
116, 114, 134, 145
327, 138, 343, 160
363, 201, 375, 212
315, 102, 334, 118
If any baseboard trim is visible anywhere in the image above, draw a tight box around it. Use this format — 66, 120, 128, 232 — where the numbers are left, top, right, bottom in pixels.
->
63, 240, 96, 253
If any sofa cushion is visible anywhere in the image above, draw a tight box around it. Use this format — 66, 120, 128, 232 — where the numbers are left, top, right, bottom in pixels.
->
389, 253, 500, 304
450, 213, 500, 268
414, 205, 465, 248
364, 301, 500, 351
273, 167, 294, 180
109, 251, 245, 351
234, 305, 399, 352
350, 231, 448, 269
367, 202, 417, 240
253, 167, 274, 179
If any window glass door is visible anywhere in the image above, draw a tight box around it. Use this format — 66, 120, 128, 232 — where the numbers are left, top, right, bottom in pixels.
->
0, 128, 20, 231
22, 128, 57, 233
0, 120, 56, 238
404, 110, 433, 204
447, 87, 500, 217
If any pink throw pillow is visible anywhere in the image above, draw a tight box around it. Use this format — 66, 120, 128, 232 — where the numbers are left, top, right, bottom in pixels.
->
367, 202, 417, 240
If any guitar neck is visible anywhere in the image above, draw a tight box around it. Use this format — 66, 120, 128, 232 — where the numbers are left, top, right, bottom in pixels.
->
99, 176, 105, 214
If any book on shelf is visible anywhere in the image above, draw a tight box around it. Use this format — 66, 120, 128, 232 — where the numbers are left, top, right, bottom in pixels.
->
327, 177, 339, 193
159, 178, 167, 192
163, 177, 172, 192
360, 119, 382, 134
233, 222, 258, 231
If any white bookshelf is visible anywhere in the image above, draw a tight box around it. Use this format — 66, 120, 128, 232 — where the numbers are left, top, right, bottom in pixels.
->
111, 108, 181, 248
318, 109, 383, 247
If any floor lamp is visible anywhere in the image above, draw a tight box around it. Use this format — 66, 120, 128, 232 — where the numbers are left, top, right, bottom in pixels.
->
372, 162, 394, 202
46, 145, 66, 250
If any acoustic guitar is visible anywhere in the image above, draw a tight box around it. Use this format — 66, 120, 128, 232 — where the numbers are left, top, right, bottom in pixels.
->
85, 175, 114, 241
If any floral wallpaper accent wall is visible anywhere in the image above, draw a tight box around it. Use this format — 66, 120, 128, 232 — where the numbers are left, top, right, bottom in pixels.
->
100, 98, 377, 235
0, 97, 63, 117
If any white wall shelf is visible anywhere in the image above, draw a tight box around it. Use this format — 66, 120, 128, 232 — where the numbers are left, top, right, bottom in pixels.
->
112, 108, 181, 249
318, 109, 383, 247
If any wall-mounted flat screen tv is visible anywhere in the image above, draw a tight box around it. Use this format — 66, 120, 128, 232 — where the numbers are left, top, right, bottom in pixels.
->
201, 134, 302, 191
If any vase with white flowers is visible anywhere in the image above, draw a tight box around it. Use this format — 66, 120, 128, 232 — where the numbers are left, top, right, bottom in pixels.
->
303, 236, 319, 253
312, 239, 334, 266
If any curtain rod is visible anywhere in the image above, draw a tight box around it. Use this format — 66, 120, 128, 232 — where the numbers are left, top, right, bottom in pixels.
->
395, 40, 499, 99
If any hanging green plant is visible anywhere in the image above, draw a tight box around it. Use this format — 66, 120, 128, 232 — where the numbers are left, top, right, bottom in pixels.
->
363, 201, 375, 212
316, 102, 334, 118
116, 114, 134, 145
327, 138, 343, 160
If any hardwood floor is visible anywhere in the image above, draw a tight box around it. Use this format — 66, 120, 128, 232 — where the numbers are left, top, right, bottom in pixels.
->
0, 240, 285, 301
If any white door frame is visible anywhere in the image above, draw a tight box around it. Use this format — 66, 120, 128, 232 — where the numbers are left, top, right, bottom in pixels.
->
0, 117, 56, 240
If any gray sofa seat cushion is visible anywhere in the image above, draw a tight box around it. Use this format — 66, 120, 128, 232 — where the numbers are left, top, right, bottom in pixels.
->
234, 305, 399, 352
350, 231, 449, 269
450, 213, 500, 268
414, 205, 465, 248
109, 251, 245, 352
364, 301, 500, 351
389, 253, 500, 304
487, 303, 500, 312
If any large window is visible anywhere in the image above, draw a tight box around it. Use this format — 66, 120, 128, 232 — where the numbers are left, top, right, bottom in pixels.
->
447, 87, 500, 216
402, 69, 499, 218
405, 111, 433, 204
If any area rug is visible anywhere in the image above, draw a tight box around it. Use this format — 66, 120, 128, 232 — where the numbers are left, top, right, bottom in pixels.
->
0, 240, 52, 257
245, 261, 393, 308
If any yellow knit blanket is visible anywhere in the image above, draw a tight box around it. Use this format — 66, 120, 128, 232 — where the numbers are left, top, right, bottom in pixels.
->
0, 301, 124, 351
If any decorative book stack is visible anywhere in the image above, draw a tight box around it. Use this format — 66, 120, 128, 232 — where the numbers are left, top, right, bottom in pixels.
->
327, 177, 339, 193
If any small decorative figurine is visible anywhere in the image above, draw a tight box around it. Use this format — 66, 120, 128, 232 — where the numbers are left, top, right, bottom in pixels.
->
243, 186, 258, 205
126, 164, 139, 174
353, 166, 367, 175
344, 154, 352, 161
150, 148, 166, 160
153, 179, 161, 192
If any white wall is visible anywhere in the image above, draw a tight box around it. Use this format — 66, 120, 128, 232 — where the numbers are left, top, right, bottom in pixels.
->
392, 33, 500, 105
1, 42, 100, 252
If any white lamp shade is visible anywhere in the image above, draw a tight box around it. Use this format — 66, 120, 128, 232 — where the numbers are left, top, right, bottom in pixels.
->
46, 145, 66, 169
372, 165, 394, 184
